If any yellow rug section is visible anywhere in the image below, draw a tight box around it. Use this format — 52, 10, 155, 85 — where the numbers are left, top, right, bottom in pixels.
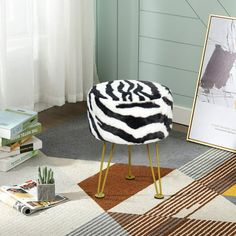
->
223, 184, 236, 196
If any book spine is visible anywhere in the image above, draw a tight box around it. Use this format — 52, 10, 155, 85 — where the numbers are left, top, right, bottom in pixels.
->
11, 123, 23, 139
22, 115, 38, 131
0, 137, 42, 159
10, 114, 38, 139
0, 137, 31, 152
0, 150, 38, 172
0, 123, 42, 146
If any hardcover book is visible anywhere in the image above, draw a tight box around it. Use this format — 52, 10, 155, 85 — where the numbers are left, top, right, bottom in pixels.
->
0, 136, 42, 159
0, 108, 38, 139
0, 122, 42, 150
0, 150, 38, 172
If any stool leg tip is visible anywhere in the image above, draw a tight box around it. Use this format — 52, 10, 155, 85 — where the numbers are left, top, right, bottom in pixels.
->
95, 193, 105, 199
154, 194, 164, 199
125, 175, 135, 180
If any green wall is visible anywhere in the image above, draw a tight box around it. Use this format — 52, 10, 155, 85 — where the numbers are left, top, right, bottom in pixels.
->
96, 0, 139, 82
96, 0, 236, 108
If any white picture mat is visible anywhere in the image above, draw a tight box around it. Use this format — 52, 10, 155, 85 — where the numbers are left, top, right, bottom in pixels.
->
188, 15, 236, 152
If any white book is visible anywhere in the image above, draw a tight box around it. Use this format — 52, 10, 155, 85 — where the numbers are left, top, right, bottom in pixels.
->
0, 108, 37, 139
0, 150, 38, 172
0, 136, 42, 159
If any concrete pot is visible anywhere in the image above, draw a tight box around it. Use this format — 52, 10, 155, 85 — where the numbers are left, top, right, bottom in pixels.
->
37, 184, 55, 201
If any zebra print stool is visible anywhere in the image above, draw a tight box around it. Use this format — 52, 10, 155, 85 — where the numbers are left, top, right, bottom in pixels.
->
87, 80, 173, 199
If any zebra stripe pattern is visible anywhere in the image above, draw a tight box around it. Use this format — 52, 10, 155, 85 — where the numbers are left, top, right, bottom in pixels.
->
87, 80, 173, 145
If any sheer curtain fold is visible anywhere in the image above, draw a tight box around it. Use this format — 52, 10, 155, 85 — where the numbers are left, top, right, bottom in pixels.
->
0, 0, 96, 110
0, 0, 7, 109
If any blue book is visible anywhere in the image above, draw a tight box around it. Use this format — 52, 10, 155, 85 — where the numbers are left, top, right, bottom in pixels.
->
0, 108, 38, 139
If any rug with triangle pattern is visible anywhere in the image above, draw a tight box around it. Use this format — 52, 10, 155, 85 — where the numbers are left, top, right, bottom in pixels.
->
74, 148, 236, 236
0, 149, 235, 235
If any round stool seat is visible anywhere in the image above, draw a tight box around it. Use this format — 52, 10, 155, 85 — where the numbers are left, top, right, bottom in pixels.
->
87, 80, 173, 145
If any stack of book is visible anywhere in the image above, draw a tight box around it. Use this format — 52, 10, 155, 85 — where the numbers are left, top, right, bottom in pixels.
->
0, 108, 42, 171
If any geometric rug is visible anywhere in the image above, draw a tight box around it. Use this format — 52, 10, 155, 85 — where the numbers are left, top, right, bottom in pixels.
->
0, 148, 235, 235
68, 213, 236, 235
79, 164, 173, 211
72, 148, 236, 235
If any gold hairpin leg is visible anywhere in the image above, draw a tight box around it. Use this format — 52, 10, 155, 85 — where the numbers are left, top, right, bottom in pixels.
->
95, 142, 106, 198
155, 143, 163, 198
95, 143, 115, 198
125, 145, 135, 180
146, 144, 164, 199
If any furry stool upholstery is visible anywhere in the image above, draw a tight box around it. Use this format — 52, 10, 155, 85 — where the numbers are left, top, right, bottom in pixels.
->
87, 80, 173, 199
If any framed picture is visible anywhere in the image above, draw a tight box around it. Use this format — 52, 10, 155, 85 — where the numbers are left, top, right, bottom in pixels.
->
187, 15, 236, 152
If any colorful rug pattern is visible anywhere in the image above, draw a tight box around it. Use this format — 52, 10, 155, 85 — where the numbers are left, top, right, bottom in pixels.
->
79, 164, 173, 211
74, 148, 236, 236
0, 149, 235, 235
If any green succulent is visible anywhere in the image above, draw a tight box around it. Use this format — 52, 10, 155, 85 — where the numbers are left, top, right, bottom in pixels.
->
38, 166, 55, 184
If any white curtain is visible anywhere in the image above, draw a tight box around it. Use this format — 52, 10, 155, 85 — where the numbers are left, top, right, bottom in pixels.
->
0, 0, 96, 110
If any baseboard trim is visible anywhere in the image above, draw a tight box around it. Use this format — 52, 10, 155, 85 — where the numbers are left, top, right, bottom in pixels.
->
173, 105, 191, 126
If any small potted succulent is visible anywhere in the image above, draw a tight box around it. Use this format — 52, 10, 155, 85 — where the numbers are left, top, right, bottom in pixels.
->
37, 166, 55, 201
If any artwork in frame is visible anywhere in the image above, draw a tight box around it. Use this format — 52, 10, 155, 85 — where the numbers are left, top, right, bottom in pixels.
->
187, 15, 236, 152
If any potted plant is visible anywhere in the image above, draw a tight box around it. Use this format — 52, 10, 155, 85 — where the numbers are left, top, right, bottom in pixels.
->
37, 166, 55, 201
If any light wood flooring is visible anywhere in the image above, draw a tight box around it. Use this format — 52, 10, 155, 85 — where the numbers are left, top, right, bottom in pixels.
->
38, 102, 188, 133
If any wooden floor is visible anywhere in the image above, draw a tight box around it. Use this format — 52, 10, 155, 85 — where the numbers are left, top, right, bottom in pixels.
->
38, 102, 188, 133
173, 123, 188, 133
38, 102, 87, 130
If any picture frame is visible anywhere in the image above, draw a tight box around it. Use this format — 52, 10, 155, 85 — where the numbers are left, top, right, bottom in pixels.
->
187, 14, 236, 152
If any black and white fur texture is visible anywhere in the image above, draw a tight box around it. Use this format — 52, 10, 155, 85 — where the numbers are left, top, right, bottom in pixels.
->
87, 80, 173, 145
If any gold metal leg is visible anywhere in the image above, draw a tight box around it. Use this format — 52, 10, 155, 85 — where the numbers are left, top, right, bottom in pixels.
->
95, 142, 106, 198
146, 144, 164, 199
125, 145, 135, 180
95, 143, 115, 198
155, 143, 163, 198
